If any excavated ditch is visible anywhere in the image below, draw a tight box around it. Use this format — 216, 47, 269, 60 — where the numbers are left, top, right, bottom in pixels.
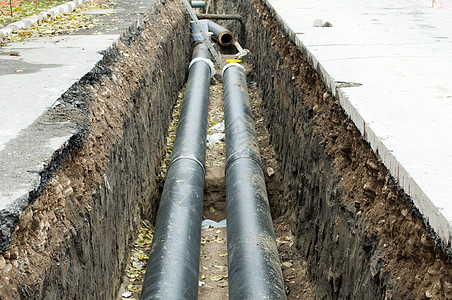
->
1, 0, 451, 299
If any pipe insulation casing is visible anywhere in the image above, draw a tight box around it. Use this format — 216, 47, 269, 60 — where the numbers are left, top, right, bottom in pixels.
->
190, 20, 209, 42
191, 41, 211, 60
207, 20, 234, 47
140, 43, 212, 300
223, 64, 287, 300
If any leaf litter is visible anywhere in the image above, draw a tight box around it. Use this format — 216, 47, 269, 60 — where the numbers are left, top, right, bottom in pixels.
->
117, 220, 154, 299
198, 64, 228, 300
1, 0, 112, 45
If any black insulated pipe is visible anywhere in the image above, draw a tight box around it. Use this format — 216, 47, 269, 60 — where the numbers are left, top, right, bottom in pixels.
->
207, 20, 234, 47
191, 41, 211, 59
140, 42, 212, 300
223, 63, 287, 300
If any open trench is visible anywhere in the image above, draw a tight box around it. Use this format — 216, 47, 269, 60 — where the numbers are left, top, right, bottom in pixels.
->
1, 0, 451, 299
116, 50, 315, 299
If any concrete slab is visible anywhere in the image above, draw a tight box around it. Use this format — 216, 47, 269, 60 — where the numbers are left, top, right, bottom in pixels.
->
0, 0, 157, 252
0, 35, 119, 152
265, 0, 452, 246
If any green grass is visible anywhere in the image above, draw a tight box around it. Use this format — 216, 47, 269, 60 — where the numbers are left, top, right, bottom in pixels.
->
0, 0, 70, 26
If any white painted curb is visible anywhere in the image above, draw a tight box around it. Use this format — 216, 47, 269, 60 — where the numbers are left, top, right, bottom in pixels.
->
0, 0, 88, 38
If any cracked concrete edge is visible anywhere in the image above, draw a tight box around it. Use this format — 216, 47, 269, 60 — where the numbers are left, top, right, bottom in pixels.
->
0, 78, 92, 254
258, 0, 452, 259
0, 0, 88, 37
0, 0, 167, 254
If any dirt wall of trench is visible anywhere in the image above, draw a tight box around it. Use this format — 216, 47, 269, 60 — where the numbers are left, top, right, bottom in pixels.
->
227, 0, 452, 299
0, 1, 191, 298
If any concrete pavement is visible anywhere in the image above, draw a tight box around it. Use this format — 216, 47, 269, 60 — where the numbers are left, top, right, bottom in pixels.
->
0, 0, 156, 252
265, 0, 452, 249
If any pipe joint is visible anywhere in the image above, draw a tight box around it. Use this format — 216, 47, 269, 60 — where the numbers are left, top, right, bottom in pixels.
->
225, 149, 263, 174
189, 57, 215, 78
169, 155, 206, 174
222, 62, 245, 77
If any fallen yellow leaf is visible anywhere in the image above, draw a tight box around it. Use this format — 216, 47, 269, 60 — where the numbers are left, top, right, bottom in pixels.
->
210, 275, 228, 281
282, 261, 293, 268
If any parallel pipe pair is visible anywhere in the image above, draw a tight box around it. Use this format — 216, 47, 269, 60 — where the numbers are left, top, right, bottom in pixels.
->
141, 48, 285, 299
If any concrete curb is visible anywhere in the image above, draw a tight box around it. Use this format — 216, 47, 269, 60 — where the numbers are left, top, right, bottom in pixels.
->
0, 0, 88, 37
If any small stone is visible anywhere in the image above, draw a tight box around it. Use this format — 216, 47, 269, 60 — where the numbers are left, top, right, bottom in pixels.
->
323, 21, 333, 27
425, 282, 443, 300
421, 233, 431, 247
267, 167, 275, 177
427, 264, 441, 276
366, 160, 378, 170
282, 261, 293, 268
415, 274, 423, 284
55, 184, 64, 194
363, 181, 376, 193
63, 187, 73, 197
0, 256, 6, 270
3, 263, 12, 273
322, 92, 332, 102
122, 291, 132, 298
5, 251, 17, 260
313, 19, 323, 27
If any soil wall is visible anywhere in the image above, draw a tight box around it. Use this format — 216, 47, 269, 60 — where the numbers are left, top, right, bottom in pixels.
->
0, 0, 191, 298
227, 0, 452, 299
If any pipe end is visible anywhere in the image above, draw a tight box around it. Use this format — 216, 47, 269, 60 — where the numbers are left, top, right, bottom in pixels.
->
219, 31, 234, 47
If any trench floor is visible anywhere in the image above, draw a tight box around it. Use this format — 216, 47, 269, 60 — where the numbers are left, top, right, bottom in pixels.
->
116, 53, 315, 299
